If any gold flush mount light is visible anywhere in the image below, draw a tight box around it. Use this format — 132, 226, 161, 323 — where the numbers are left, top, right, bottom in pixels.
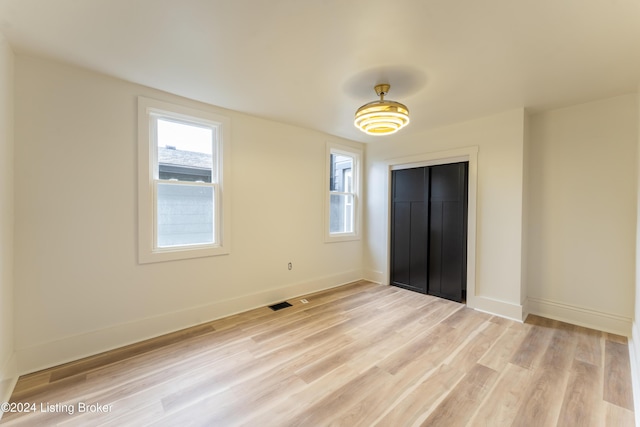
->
354, 84, 410, 135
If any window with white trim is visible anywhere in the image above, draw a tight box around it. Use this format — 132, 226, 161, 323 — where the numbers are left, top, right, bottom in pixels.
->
138, 97, 231, 263
325, 142, 361, 242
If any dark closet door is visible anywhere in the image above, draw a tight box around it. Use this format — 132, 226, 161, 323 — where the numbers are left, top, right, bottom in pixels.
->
390, 162, 468, 302
390, 167, 429, 294
428, 163, 468, 302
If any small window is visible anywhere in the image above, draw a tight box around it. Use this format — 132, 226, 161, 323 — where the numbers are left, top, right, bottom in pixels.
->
325, 142, 361, 242
138, 97, 231, 263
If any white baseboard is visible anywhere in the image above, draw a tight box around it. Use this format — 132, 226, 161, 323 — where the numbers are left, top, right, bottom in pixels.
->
470, 295, 525, 322
0, 352, 17, 419
364, 270, 385, 285
527, 296, 632, 336
16, 270, 363, 375
629, 321, 640, 425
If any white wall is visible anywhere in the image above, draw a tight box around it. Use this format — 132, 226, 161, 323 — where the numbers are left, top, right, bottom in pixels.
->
13, 55, 364, 373
527, 94, 637, 335
631, 91, 640, 421
521, 113, 531, 308
0, 32, 16, 405
365, 108, 527, 320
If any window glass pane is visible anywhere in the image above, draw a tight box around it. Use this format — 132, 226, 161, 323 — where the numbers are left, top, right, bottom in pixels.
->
157, 183, 214, 247
157, 118, 215, 183
330, 193, 354, 234
330, 153, 353, 192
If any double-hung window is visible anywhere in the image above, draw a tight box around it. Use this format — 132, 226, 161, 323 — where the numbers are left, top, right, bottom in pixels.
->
325, 142, 361, 242
138, 97, 231, 263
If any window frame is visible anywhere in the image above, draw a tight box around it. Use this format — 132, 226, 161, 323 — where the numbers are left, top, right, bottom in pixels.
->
325, 141, 362, 243
138, 96, 231, 263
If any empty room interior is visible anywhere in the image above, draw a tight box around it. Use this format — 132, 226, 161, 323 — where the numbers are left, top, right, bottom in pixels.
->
1, 1, 640, 425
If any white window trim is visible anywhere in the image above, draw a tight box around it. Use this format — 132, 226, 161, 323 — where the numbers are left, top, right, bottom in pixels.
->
138, 96, 231, 263
324, 141, 362, 243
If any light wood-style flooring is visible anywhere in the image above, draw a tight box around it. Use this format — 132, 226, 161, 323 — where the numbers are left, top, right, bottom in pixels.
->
1, 280, 635, 426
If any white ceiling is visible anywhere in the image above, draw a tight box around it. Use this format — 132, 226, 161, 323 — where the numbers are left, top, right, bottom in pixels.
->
1, 0, 639, 143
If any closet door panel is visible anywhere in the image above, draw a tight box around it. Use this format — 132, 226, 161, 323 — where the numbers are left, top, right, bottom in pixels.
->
391, 201, 411, 286
440, 200, 464, 300
390, 168, 428, 293
428, 163, 467, 302
409, 201, 428, 289
428, 200, 443, 295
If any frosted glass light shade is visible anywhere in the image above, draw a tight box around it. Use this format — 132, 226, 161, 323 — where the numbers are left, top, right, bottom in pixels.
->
354, 100, 410, 135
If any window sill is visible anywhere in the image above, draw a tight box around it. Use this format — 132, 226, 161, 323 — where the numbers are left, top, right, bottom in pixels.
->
324, 233, 360, 243
138, 244, 230, 264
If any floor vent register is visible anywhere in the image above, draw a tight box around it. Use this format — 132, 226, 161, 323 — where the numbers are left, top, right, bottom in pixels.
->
268, 301, 292, 311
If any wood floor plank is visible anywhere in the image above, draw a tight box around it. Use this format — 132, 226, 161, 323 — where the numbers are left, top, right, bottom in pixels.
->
538, 322, 578, 372
160, 372, 307, 427
11, 335, 255, 410
5, 372, 88, 411
332, 364, 426, 427
295, 328, 392, 383
444, 320, 504, 373
510, 366, 571, 426
604, 332, 629, 344
556, 359, 602, 427
399, 297, 464, 338
284, 366, 392, 427
442, 305, 492, 328
49, 323, 217, 382
2, 281, 634, 426
510, 315, 556, 370
419, 363, 499, 426
161, 333, 351, 413
247, 312, 350, 358
377, 306, 485, 377
376, 323, 453, 376
96, 401, 165, 427
293, 295, 444, 384
239, 364, 362, 427
604, 401, 636, 427
604, 339, 634, 411
374, 363, 465, 427
401, 322, 480, 374
468, 362, 534, 426
55, 350, 256, 427
572, 324, 603, 367
478, 323, 528, 371
8, 371, 51, 396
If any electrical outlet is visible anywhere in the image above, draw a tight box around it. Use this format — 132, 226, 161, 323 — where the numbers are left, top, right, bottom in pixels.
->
288, 262, 293, 270
300, 299, 309, 304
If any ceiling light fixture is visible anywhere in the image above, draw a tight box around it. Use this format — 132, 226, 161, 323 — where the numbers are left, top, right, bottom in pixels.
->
354, 84, 410, 135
